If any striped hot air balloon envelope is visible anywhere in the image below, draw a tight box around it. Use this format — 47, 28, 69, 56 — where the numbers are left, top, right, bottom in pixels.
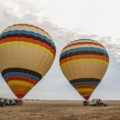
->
59, 39, 109, 100
0, 24, 56, 99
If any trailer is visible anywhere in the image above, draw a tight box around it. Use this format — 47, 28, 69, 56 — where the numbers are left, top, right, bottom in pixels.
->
90, 99, 107, 106
0, 98, 6, 107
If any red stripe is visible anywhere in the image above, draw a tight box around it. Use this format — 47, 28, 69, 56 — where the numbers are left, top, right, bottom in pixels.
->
6, 76, 37, 85
15, 94, 25, 98
83, 96, 90, 100
63, 42, 105, 50
8, 24, 49, 35
0, 37, 55, 56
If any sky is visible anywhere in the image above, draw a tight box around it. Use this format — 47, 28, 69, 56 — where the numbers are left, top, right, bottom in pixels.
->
0, 0, 120, 100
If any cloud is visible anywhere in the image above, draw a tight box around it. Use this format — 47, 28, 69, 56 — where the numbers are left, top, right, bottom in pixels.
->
92, 36, 120, 63
0, 0, 46, 31
0, 0, 120, 63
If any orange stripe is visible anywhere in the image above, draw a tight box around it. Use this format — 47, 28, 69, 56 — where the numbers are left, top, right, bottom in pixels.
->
10, 84, 31, 91
75, 85, 96, 89
10, 84, 31, 97
79, 92, 93, 96
63, 42, 105, 50
0, 37, 55, 56
60, 54, 108, 65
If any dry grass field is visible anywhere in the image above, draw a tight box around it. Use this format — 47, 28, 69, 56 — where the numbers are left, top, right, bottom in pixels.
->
0, 100, 120, 120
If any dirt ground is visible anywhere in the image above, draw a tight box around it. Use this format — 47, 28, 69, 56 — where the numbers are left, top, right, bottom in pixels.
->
0, 100, 120, 120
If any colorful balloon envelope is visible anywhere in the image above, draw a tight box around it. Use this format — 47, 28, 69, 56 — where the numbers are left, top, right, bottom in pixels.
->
59, 39, 109, 100
0, 24, 56, 98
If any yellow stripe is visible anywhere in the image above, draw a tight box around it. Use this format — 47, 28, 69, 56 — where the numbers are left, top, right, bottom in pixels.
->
0, 41, 54, 59
7, 80, 34, 88
61, 59, 108, 69
77, 88, 94, 93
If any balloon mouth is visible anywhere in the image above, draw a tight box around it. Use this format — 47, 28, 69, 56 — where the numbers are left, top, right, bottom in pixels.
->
1, 68, 42, 98
83, 96, 90, 100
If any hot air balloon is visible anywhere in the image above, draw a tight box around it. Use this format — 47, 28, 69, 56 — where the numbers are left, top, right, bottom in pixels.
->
59, 39, 109, 100
0, 24, 56, 99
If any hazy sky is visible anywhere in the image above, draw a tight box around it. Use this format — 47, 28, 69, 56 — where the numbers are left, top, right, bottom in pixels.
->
0, 0, 120, 100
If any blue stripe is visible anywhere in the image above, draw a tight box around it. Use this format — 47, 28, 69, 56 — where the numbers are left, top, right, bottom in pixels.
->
0, 30, 55, 48
61, 47, 108, 57
3, 72, 40, 82
71, 82, 99, 86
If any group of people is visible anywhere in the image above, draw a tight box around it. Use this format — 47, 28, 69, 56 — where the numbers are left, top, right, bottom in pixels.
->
0, 98, 23, 107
